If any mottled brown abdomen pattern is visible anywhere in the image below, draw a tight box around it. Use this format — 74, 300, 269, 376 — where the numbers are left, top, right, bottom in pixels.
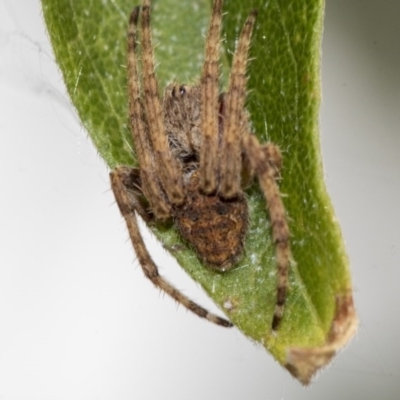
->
174, 172, 248, 271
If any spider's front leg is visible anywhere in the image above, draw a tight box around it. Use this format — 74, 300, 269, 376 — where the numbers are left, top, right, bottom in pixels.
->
219, 9, 258, 199
199, 0, 223, 194
110, 167, 233, 328
127, 6, 171, 220
242, 135, 290, 331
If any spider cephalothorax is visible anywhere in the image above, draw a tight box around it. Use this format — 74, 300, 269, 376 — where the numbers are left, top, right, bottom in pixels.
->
110, 0, 290, 330
162, 83, 249, 271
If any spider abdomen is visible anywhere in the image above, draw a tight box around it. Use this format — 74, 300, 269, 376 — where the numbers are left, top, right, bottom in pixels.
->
174, 172, 248, 271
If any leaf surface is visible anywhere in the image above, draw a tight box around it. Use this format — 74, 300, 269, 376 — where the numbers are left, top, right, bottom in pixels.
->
42, 0, 357, 383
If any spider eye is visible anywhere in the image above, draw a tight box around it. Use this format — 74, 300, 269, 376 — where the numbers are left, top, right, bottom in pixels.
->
179, 85, 186, 96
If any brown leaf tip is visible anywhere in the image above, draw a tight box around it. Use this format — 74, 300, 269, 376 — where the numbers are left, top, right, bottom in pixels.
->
285, 293, 358, 385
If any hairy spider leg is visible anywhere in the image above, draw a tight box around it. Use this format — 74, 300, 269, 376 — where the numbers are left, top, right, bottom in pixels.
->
199, 0, 223, 194
242, 135, 290, 331
127, 7, 170, 220
141, 0, 184, 206
123, 0, 289, 331
110, 168, 233, 327
219, 10, 257, 199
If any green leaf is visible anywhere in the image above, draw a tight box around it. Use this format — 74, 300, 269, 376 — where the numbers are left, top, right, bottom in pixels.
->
42, 0, 357, 384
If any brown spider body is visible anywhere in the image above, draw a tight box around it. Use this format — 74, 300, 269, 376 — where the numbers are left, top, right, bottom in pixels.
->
162, 83, 248, 270
110, 0, 290, 331
174, 170, 248, 271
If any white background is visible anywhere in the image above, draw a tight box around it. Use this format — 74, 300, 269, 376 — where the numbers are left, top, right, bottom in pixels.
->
1, 0, 399, 399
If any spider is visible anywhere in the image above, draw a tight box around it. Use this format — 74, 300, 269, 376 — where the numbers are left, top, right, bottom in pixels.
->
110, 0, 290, 331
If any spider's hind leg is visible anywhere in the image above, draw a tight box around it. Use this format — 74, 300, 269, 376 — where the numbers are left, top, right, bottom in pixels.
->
111, 167, 154, 223
110, 167, 233, 328
242, 135, 290, 331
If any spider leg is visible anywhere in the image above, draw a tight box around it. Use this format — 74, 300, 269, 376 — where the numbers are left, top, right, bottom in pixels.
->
112, 166, 154, 223
199, 0, 223, 194
110, 167, 233, 328
141, 0, 184, 206
127, 7, 170, 220
219, 10, 257, 199
242, 135, 290, 331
